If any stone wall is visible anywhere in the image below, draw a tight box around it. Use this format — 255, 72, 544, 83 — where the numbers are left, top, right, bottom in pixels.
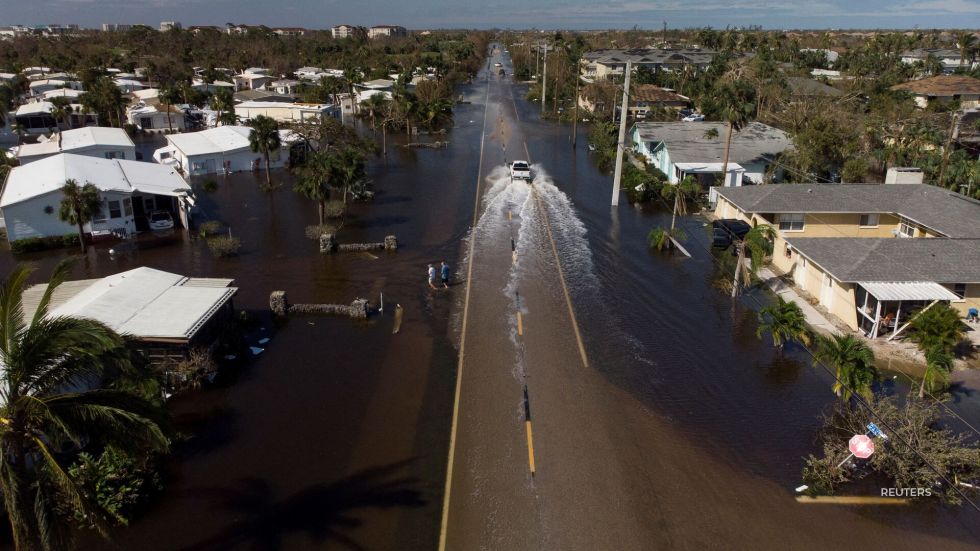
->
320, 234, 398, 254
270, 291, 370, 319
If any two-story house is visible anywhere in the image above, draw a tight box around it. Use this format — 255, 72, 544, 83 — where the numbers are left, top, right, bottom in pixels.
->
713, 181, 980, 339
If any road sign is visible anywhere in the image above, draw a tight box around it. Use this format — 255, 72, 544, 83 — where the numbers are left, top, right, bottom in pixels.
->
867, 422, 887, 439
849, 434, 875, 459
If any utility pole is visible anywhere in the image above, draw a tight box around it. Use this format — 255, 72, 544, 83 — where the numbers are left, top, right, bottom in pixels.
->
535, 43, 540, 77
572, 75, 580, 147
541, 43, 548, 114
663, 20, 667, 47
611, 60, 632, 206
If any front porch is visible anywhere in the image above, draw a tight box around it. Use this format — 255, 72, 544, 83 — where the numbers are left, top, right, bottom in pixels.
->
854, 282, 959, 340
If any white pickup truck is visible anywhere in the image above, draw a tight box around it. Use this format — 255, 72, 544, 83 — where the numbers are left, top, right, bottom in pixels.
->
510, 160, 532, 181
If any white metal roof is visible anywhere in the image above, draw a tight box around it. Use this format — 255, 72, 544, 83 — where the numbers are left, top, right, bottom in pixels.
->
0, 153, 190, 207
165, 126, 253, 156
48, 267, 237, 341
858, 281, 960, 302
59, 127, 135, 150
15, 101, 54, 116
41, 88, 84, 100
674, 162, 745, 173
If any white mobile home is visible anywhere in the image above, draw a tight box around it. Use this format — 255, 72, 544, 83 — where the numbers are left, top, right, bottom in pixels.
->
0, 153, 194, 242
235, 101, 339, 123
15, 127, 136, 164
153, 125, 300, 176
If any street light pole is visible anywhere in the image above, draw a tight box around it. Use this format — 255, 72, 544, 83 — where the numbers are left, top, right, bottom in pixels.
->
541, 43, 548, 115
611, 60, 632, 206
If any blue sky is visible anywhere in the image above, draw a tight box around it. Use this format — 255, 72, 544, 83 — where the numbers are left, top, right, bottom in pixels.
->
2, 0, 979, 30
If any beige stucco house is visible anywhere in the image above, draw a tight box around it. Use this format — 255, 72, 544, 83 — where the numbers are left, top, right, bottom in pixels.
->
713, 183, 980, 339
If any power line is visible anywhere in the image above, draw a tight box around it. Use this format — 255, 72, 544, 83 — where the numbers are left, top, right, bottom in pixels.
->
659, 198, 980, 511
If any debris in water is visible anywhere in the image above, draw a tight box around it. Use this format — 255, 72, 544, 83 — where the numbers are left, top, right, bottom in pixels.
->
223, 354, 237, 360
258, 337, 270, 345
393, 304, 404, 334
250, 346, 265, 356
307, 321, 315, 326
795, 485, 809, 493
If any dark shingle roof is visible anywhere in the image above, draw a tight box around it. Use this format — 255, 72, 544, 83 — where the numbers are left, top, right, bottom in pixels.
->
633, 121, 793, 165
716, 184, 980, 238
786, 238, 980, 283
891, 75, 980, 97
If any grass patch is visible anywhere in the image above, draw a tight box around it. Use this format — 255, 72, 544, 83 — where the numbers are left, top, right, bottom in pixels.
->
305, 224, 338, 240
207, 235, 241, 257
10, 234, 80, 254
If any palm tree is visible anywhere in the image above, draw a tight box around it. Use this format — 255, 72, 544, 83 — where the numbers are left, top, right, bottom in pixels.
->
907, 303, 965, 398
756, 296, 810, 350
247, 115, 281, 187
730, 223, 775, 298
48, 97, 74, 130
210, 87, 236, 126
327, 147, 369, 206
360, 93, 388, 130
920, 345, 953, 399
159, 85, 181, 131
342, 65, 362, 115
647, 226, 686, 252
715, 79, 756, 183
58, 179, 102, 253
956, 32, 977, 67
661, 175, 701, 231
0, 259, 170, 550
294, 151, 332, 224
814, 333, 878, 402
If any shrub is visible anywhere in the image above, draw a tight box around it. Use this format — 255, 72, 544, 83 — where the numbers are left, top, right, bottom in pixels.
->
323, 200, 346, 219
157, 348, 218, 392
305, 224, 337, 240
201, 179, 219, 193
207, 235, 241, 257
68, 446, 162, 527
10, 233, 80, 254
197, 220, 223, 237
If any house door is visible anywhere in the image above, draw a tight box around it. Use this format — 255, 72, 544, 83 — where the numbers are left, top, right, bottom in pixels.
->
204, 159, 216, 174
795, 257, 807, 290
821, 273, 833, 309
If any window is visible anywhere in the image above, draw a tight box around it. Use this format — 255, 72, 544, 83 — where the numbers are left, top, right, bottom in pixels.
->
107, 200, 122, 219
899, 219, 915, 238
778, 213, 805, 232
122, 198, 133, 217
104, 151, 124, 160
859, 213, 879, 227
952, 283, 967, 300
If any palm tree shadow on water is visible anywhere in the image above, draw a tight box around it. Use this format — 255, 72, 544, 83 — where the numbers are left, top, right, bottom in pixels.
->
181, 459, 426, 551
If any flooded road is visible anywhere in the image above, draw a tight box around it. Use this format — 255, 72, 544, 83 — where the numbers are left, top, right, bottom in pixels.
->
1, 45, 978, 550
442, 46, 980, 549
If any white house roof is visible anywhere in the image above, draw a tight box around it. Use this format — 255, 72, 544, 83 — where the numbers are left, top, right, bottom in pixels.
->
29, 79, 67, 89
46, 267, 237, 341
166, 126, 253, 156
59, 126, 135, 150
132, 88, 161, 100
166, 126, 298, 157
857, 281, 959, 302
41, 88, 84, 100
15, 101, 54, 116
0, 153, 190, 208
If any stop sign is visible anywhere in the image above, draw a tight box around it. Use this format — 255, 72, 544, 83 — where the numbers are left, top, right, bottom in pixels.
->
849, 434, 875, 459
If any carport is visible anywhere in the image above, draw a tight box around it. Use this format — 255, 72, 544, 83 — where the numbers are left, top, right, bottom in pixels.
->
855, 281, 959, 340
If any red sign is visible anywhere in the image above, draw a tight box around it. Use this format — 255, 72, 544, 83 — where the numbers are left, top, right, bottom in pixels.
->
849, 434, 875, 459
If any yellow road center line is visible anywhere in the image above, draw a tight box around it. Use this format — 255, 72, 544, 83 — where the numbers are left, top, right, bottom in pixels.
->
524, 140, 590, 369
525, 420, 536, 475
517, 311, 523, 336
438, 68, 494, 551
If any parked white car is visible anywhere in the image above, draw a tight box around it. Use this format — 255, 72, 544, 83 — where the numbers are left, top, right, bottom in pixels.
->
682, 113, 705, 122
148, 210, 174, 231
510, 160, 532, 181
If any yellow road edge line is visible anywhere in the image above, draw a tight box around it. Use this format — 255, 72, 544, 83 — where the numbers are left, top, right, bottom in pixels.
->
438, 66, 494, 551
525, 420, 536, 475
517, 311, 523, 336
525, 140, 590, 369
795, 496, 910, 505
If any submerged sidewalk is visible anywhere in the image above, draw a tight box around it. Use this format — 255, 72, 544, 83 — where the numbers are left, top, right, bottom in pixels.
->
759, 267, 841, 337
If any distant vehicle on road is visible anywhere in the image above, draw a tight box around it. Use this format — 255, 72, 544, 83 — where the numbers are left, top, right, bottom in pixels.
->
494, 62, 503, 67
510, 160, 532, 181
148, 210, 174, 231
682, 113, 705, 122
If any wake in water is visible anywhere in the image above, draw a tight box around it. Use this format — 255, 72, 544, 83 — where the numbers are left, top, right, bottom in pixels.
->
452, 164, 657, 378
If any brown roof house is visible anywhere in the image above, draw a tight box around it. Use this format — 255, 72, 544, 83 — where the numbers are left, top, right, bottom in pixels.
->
578, 83, 689, 118
891, 75, 980, 109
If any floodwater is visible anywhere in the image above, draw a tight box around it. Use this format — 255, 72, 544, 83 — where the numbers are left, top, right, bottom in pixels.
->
0, 45, 977, 549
